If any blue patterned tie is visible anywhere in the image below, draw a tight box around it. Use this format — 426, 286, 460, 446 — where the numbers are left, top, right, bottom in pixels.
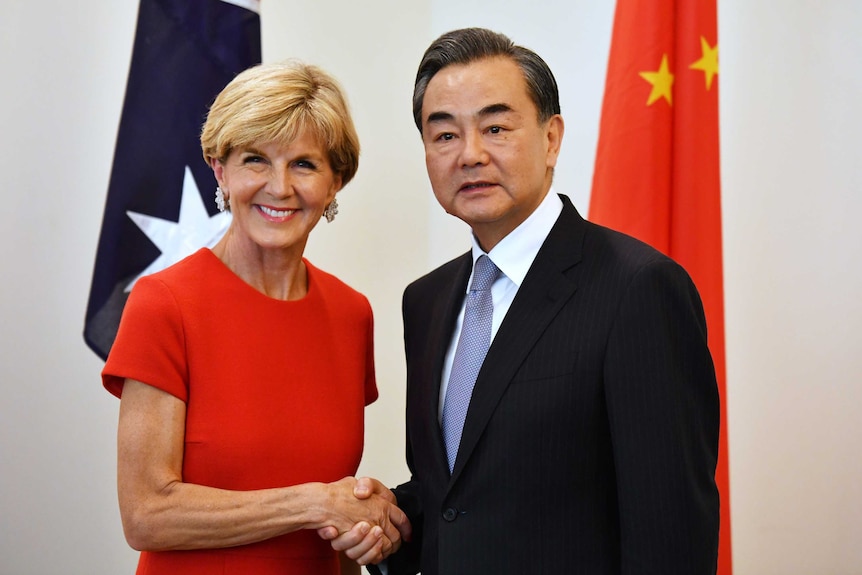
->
442, 255, 500, 473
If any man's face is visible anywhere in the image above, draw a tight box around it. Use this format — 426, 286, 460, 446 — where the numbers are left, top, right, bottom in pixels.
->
420, 56, 563, 251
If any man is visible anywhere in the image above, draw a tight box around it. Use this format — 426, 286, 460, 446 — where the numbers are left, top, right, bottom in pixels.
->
329, 27, 720, 574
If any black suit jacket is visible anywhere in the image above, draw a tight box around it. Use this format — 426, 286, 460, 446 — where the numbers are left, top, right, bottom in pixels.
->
380, 195, 719, 575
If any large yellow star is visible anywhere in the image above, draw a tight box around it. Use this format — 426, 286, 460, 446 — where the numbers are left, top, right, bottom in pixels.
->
690, 36, 719, 90
639, 54, 674, 106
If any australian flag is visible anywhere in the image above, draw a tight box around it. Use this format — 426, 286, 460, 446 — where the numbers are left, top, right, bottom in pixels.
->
84, 0, 261, 360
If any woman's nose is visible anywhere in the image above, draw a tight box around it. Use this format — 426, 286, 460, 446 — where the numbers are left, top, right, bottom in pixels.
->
270, 167, 295, 198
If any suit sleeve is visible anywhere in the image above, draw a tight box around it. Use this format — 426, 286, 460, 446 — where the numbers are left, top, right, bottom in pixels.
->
604, 259, 720, 574
364, 477, 422, 575
371, 473, 423, 574
366, 288, 427, 575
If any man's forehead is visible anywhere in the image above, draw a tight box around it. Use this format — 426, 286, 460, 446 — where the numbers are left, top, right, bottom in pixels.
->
429, 57, 522, 87
422, 59, 529, 119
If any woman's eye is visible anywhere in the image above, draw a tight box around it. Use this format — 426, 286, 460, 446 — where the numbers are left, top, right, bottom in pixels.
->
243, 155, 265, 164
295, 160, 316, 169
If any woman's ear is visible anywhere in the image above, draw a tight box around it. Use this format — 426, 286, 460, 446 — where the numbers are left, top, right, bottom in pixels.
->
210, 157, 225, 186
330, 174, 343, 200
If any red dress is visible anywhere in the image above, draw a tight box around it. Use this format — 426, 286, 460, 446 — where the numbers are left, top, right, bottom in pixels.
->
103, 249, 377, 574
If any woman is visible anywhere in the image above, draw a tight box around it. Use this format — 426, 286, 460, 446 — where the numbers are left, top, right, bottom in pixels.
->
102, 60, 408, 575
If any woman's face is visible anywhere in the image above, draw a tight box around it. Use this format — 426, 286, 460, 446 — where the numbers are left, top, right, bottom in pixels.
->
212, 129, 341, 258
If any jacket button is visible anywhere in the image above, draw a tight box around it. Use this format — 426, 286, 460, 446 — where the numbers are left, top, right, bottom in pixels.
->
442, 508, 458, 522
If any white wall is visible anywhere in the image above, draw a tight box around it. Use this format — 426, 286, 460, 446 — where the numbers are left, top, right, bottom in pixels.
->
720, 2, 862, 572
0, 1, 860, 574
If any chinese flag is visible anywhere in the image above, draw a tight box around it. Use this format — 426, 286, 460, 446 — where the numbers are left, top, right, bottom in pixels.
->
589, 0, 730, 573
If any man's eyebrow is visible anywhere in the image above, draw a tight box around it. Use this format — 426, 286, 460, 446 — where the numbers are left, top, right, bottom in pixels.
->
425, 103, 513, 126
477, 103, 513, 117
426, 111, 454, 124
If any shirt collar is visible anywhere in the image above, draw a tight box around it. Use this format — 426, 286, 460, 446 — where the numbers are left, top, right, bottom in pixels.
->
468, 190, 563, 289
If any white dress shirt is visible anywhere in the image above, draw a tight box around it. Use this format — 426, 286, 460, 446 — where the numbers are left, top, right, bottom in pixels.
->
438, 191, 563, 421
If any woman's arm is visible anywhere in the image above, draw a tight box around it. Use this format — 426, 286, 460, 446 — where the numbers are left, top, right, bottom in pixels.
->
117, 378, 406, 552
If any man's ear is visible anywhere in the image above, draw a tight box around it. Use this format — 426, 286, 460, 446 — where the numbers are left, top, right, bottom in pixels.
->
545, 114, 565, 169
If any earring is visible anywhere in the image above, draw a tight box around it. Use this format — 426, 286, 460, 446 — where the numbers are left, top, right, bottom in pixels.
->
323, 198, 339, 223
215, 186, 229, 212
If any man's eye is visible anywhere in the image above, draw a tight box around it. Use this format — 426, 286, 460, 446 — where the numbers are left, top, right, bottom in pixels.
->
488, 126, 502, 134
437, 133, 455, 141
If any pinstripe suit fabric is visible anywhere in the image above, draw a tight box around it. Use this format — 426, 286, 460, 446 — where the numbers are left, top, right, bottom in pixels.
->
379, 195, 719, 575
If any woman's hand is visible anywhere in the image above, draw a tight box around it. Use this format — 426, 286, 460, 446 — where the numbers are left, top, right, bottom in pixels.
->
317, 477, 411, 565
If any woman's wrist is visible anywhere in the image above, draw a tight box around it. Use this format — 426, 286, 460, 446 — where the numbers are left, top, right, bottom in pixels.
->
286, 482, 331, 531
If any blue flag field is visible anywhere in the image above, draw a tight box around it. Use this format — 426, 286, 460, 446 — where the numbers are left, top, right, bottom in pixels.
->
84, 0, 261, 360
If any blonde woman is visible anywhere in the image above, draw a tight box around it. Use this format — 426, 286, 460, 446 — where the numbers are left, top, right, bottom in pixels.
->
103, 60, 409, 575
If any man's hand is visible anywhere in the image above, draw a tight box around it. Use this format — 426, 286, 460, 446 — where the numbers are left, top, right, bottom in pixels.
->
318, 477, 411, 565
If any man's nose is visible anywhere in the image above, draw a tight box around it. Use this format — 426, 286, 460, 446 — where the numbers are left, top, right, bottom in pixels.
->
460, 131, 489, 167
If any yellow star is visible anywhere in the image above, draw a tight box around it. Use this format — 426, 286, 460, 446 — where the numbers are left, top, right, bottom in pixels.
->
690, 37, 719, 90
639, 54, 674, 106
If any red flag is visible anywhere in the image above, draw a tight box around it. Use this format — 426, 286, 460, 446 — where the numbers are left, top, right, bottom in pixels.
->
589, 1, 730, 573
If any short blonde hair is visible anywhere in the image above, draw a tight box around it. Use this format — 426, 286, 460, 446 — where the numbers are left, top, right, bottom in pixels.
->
201, 60, 360, 187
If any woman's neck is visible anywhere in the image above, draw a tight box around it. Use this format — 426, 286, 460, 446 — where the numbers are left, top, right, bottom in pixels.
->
212, 232, 308, 301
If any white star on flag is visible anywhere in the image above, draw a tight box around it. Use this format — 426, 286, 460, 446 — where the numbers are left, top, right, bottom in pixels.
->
218, 0, 260, 12
125, 166, 231, 291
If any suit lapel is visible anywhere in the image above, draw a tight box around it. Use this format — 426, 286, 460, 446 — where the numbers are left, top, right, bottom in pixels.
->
420, 253, 473, 480
449, 197, 587, 484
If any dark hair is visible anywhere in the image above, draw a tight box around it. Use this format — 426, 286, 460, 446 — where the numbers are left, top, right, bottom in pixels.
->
412, 27, 561, 133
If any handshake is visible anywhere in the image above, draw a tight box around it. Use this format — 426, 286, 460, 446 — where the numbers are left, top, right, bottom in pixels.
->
316, 476, 411, 566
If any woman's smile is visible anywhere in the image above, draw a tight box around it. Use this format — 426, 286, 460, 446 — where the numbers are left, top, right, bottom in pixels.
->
258, 205, 298, 221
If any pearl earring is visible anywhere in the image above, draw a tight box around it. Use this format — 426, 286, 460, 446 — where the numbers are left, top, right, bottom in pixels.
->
215, 186, 230, 212
323, 198, 339, 223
